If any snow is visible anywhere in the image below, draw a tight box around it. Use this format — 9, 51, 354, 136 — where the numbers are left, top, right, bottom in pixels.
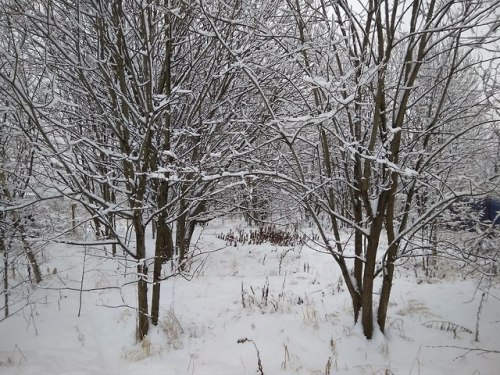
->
1, 221, 499, 374
403, 168, 419, 178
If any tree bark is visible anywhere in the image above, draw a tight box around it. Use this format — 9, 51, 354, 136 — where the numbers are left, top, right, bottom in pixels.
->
26, 249, 42, 284
361, 213, 385, 339
151, 214, 173, 326
1, 227, 8, 319
134, 219, 149, 341
377, 172, 401, 333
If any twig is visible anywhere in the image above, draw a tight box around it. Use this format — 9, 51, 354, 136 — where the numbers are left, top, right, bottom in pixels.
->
237, 338, 264, 375
427, 345, 500, 360
39, 285, 124, 292
78, 245, 87, 317
475, 292, 485, 342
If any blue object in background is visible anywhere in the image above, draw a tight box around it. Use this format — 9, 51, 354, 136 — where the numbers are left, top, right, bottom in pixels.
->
484, 196, 500, 225
445, 195, 500, 229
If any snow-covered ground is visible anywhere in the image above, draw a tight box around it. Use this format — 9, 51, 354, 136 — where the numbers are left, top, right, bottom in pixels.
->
1, 219, 499, 374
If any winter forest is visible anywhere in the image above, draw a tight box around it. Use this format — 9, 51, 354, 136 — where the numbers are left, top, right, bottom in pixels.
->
1, 0, 500, 374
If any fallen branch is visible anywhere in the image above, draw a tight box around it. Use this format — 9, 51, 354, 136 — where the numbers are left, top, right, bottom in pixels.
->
427, 345, 500, 360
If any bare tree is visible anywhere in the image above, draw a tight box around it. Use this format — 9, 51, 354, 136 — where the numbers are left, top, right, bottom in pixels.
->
2, 0, 499, 342
0, 8, 50, 320
206, 0, 500, 338
0, 0, 260, 339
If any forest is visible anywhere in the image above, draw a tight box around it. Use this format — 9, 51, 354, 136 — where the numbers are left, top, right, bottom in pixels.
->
1, 1, 499, 374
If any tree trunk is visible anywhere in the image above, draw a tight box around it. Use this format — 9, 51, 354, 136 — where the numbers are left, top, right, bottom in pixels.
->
377, 243, 397, 333
134, 220, 149, 341
337, 257, 362, 323
1, 229, 8, 319
137, 266, 149, 341
361, 217, 384, 339
151, 216, 173, 326
377, 181, 399, 334
378, 167, 413, 333
352, 156, 364, 313
107, 210, 117, 257
18, 222, 42, 284
361, 240, 376, 339
26, 249, 42, 284
177, 220, 194, 270
176, 203, 188, 268
353, 211, 364, 322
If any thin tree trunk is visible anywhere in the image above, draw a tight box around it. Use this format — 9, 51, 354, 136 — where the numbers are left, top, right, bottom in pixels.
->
361, 216, 384, 339
137, 268, 149, 341
377, 243, 397, 333
1, 231, 8, 319
361, 241, 376, 339
134, 220, 149, 341
338, 257, 362, 323
352, 191, 364, 322
25, 249, 42, 284
377, 177, 399, 333
378, 169, 415, 333
16, 221, 42, 284
176, 203, 188, 268
151, 214, 173, 326
106, 191, 117, 257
